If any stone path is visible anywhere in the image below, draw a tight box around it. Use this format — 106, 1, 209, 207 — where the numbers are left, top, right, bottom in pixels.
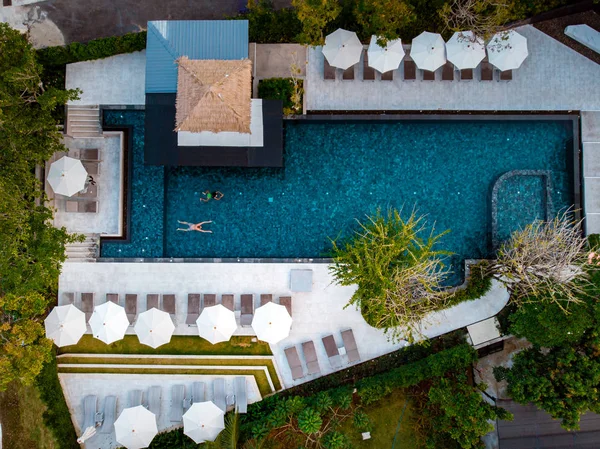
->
583, 111, 600, 234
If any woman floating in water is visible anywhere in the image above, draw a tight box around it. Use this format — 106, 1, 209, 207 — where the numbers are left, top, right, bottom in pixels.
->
177, 220, 213, 233
200, 190, 224, 202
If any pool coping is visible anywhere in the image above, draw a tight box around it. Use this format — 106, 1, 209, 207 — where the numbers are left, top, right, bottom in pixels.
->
97, 111, 582, 265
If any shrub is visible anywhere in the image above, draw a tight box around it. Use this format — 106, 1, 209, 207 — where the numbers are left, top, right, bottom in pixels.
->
258, 77, 303, 115
237, 0, 302, 43
444, 260, 493, 308
298, 407, 323, 434
352, 409, 372, 432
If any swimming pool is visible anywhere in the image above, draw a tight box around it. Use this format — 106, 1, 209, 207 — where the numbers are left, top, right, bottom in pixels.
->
101, 111, 575, 280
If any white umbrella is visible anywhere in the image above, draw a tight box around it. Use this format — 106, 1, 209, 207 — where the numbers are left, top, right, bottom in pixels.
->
486, 30, 528, 71
183, 401, 225, 444
445, 31, 486, 70
367, 35, 405, 74
134, 308, 175, 349
410, 31, 446, 72
44, 304, 87, 347
322, 28, 363, 70
251, 302, 292, 344
47, 156, 88, 197
196, 304, 237, 345
89, 301, 129, 345
114, 405, 158, 449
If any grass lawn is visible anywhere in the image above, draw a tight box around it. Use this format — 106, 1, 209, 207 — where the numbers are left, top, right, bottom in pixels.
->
58, 335, 272, 356
341, 390, 417, 449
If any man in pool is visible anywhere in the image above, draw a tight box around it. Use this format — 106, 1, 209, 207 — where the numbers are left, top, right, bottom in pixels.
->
200, 190, 224, 202
177, 220, 213, 233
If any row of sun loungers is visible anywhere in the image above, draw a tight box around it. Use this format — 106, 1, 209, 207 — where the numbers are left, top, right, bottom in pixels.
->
285, 329, 361, 381
82, 394, 117, 434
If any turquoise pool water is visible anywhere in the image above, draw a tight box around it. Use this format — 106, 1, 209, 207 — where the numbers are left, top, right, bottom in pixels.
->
101, 111, 574, 281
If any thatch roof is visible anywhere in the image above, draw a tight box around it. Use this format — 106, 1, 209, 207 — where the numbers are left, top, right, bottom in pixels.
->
175, 57, 252, 134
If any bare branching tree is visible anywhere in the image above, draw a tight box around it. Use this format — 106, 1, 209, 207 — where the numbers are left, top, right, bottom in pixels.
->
439, 0, 515, 42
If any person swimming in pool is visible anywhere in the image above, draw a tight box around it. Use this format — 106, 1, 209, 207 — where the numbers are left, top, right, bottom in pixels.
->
200, 190, 224, 202
177, 220, 213, 233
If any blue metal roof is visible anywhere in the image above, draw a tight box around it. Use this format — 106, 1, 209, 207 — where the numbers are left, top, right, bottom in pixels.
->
145, 20, 249, 94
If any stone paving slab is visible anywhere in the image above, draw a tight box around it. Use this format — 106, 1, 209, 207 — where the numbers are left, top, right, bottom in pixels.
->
582, 111, 600, 142
584, 142, 600, 177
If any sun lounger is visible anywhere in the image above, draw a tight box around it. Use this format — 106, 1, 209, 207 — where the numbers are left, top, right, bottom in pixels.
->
422, 69, 435, 81
170, 385, 185, 422
63, 292, 75, 305
162, 294, 176, 314
403, 58, 416, 81
342, 65, 355, 80
240, 294, 254, 326
82, 395, 98, 430
499, 69, 512, 81
460, 68, 473, 81
203, 294, 216, 308
77, 183, 97, 199
362, 50, 375, 81
147, 294, 159, 310
129, 389, 143, 407
192, 382, 205, 404
99, 396, 116, 434
106, 293, 119, 304
234, 377, 248, 414
79, 148, 99, 161
284, 346, 305, 380
260, 294, 272, 307
186, 294, 200, 325
381, 70, 393, 81
279, 296, 292, 317
82, 161, 99, 175
341, 328, 361, 363
442, 62, 454, 81
213, 378, 227, 412
322, 334, 342, 369
480, 58, 493, 81
147, 386, 161, 416
324, 57, 336, 80
81, 293, 94, 321
221, 294, 234, 311
66, 200, 98, 213
302, 340, 321, 375
125, 294, 137, 325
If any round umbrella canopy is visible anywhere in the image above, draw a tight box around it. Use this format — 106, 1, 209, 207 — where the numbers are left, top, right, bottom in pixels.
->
367, 36, 405, 74
486, 30, 528, 71
410, 31, 446, 72
196, 304, 237, 344
45, 304, 87, 347
134, 308, 175, 348
251, 302, 292, 344
114, 405, 158, 449
183, 401, 225, 444
322, 28, 362, 70
445, 31, 485, 70
47, 156, 88, 197
89, 301, 129, 345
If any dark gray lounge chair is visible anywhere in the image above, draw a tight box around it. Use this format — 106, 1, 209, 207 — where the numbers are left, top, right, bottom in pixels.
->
106, 293, 119, 304
260, 294, 272, 307
81, 293, 94, 321
213, 378, 226, 412
422, 69, 435, 81
82, 160, 99, 175
403, 58, 416, 81
284, 346, 305, 380
147, 386, 161, 416
381, 70, 393, 81
82, 395, 98, 430
125, 294, 137, 325
324, 57, 336, 80
460, 68, 473, 81
63, 292, 75, 305
279, 296, 292, 317
192, 382, 205, 404
302, 340, 321, 375
203, 294, 216, 308
341, 329, 361, 363
146, 294, 159, 310
362, 50, 375, 81
442, 62, 454, 81
129, 389, 143, 407
480, 58, 494, 81
162, 294, 176, 315
79, 148, 99, 161
222, 294, 234, 312
342, 65, 355, 80
170, 385, 185, 422
240, 294, 254, 326
234, 377, 247, 414
186, 294, 200, 325
499, 69, 512, 81
99, 396, 116, 434
66, 199, 98, 213
322, 334, 342, 369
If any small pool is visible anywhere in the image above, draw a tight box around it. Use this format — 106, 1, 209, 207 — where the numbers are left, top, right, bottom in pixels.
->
101, 111, 574, 281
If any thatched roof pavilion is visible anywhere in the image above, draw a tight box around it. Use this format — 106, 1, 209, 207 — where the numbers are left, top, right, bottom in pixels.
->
175, 57, 252, 134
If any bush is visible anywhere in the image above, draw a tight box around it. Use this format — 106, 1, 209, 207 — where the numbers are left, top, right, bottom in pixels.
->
258, 77, 303, 114
444, 260, 493, 308
235, 0, 302, 43
148, 428, 198, 448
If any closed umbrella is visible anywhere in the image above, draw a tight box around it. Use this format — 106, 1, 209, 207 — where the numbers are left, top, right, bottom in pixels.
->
411, 31, 446, 72
44, 304, 87, 347
89, 301, 129, 345
486, 30, 528, 71
367, 36, 405, 74
114, 405, 158, 449
445, 31, 485, 70
322, 28, 362, 70
196, 304, 237, 344
183, 401, 225, 444
134, 308, 175, 348
251, 302, 292, 344
47, 156, 88, 197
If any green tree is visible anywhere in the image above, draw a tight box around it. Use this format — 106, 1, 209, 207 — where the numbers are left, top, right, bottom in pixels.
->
298, 407, 323, 434
353, 0, 415, 45
292, 0, 342, 45
439, 0, 515, 41
494, 344, 600, 430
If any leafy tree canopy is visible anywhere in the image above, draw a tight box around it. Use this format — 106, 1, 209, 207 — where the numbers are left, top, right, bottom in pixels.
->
292, 0, 342, 45
354, 0, 416, 45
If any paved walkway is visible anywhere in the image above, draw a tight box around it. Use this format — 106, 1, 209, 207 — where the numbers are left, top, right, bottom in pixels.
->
583, 111, 600, 234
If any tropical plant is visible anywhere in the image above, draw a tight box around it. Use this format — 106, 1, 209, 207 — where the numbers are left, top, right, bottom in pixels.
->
205, 413, 240, 449
353, 0, 415, 45
292, 0, 342, 45
330, 207, 450, 342
439, 0, 515, 41
352, 409, 372, 432
322, 431, 350, 449
298, 407, 323, 434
